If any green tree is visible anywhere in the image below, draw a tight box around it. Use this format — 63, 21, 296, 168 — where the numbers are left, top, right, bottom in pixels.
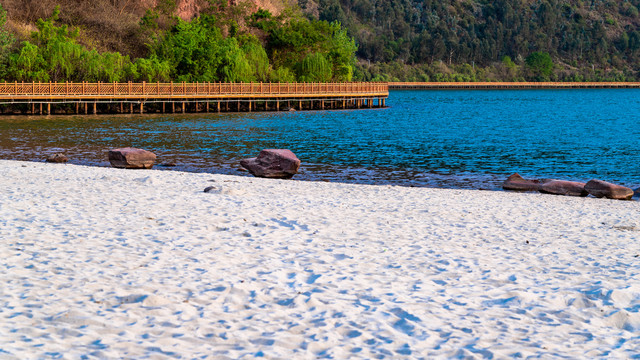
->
8, 41, 48, 81
152, 15, 225, 81
242, 40, 270, 82
0, 4, 15, 79
297, 52, 332, 82
269, 67, 296, 82
7, 6, 137, 82
525, 52, 553, 81
220, 38, 254, 82
135, 56, 171, 82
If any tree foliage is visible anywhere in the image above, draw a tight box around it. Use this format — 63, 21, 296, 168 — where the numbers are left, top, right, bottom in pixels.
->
313, 0, 640, 80
6, 6, 139, 82
0, 4, 358, 83
298, 52, 332, 82
525, 52, 554, 81
0, 4, 14, 79
2, 0, 640, 82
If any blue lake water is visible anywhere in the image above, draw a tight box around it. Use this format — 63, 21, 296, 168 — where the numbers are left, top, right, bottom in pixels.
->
1, 89, 639, 190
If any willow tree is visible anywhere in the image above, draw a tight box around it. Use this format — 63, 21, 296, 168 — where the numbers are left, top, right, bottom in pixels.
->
8, 41, 48, 81
220, 39, 254, 82
7, 6, 136, 82
0, 4, 14, 79
134, 56, 172, 82
297, 52, 332, 82
269, 67, 296, 82
242, 40, 270, 82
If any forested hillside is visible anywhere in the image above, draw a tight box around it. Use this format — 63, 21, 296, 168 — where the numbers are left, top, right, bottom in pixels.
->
306, 0, 640, 81
0, 0, 355, 83
0, 0, 639, 82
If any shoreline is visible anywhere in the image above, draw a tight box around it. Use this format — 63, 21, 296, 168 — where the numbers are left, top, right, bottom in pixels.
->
389, 81, 640, 89
1, 159, 640, 358
4, 158, 640, 194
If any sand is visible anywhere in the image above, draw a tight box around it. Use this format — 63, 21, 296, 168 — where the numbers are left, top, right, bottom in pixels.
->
1, 159, 639, 359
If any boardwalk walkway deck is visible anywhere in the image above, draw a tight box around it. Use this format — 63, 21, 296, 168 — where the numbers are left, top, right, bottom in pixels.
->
390, 82, 640, 89
0, 82, 389, 115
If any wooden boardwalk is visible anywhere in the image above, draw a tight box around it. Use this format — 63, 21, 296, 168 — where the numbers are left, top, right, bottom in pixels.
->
0, 82, 389, 115
390, 82, 640, 89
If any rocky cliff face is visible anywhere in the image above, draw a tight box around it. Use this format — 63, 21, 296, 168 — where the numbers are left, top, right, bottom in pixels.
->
175, 0, 200, 20
139, 0, 200, 20
141, 0, 293, 20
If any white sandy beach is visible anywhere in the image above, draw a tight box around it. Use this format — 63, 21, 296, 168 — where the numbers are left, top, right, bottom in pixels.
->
1, 159, 639, 358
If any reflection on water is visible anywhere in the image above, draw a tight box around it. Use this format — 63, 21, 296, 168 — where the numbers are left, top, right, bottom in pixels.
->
1, 89, 640, 190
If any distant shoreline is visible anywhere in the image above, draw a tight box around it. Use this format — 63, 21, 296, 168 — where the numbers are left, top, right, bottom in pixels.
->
389, 81, 640, 89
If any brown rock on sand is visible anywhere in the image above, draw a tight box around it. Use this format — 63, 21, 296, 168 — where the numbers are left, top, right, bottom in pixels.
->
503, 173, 549, 191
46, 153, 68, 163
585, 179, 634, 200
108, 147, 156, 169
240, 149, 301, 179
539, 180, 588, 197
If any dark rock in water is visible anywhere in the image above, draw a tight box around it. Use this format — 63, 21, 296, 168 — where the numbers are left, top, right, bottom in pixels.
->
540, 180, 588, 197
503, 173, 549, 191
158, 162, 177, 167
240, 149, 301, 179
585, 179, 634, 200
108, 147, 156, 169
46, 153, 68, 163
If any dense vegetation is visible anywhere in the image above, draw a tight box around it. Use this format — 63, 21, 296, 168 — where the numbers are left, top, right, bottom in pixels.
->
0, 1, 356, 83
306, 0, 640, 81
1, 0, 639, 82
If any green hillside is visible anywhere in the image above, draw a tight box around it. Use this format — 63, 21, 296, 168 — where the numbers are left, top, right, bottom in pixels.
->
306, 0, 640, 81
0, 0, 639, 81
0, 0, 355, 83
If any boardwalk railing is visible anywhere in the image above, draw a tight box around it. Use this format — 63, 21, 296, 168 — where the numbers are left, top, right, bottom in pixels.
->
390, 81, 640, 89
0, 81, 388, 97
0, 81, 389, 114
